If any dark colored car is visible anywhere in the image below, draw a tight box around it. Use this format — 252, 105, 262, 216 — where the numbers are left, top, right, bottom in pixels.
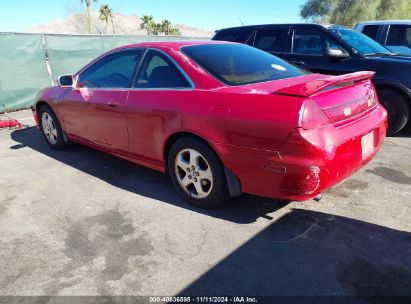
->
213, 23, 411, 135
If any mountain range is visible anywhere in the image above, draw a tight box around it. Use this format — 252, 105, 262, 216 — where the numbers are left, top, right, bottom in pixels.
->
29, 10, 213, 37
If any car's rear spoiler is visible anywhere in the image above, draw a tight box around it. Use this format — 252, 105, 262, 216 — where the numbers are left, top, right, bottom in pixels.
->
273, 71, 375, 97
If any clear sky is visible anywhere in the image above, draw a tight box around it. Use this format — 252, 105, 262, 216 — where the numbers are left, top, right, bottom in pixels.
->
0, 0, 305, 32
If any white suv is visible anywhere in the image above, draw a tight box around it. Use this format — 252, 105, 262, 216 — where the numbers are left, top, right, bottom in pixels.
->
354, 20, 411, 56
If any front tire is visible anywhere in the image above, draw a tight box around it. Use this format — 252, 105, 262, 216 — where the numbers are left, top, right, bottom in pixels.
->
168, 136, 229, 208
377, 89, 410, 135
39, 104, 68, 150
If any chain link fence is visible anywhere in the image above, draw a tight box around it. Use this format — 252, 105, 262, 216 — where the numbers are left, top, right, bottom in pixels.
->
0, 33, 209, 111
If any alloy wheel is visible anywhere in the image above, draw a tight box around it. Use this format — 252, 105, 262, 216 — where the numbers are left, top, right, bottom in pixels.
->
41, 112, 58, 144
174, 148, 213, 199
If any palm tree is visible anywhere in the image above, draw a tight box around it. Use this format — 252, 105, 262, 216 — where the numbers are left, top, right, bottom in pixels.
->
171, 28, 181, 36
140, 15, 154, 35
161, 20, 172, 35
99, 4, 113, 33
80, 0, 98, 33
152, 23, 164, 35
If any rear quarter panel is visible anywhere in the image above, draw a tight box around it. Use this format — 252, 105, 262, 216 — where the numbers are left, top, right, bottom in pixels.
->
187, 91, 303, 197
181, 90, 302, 150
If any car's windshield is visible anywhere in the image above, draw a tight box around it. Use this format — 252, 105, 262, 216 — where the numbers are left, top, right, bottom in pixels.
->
182, 43, 307, 86
330, 28, 393, 55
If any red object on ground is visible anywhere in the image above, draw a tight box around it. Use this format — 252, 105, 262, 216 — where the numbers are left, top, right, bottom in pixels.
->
0, 117, 20, 129
32, 41, 388, 201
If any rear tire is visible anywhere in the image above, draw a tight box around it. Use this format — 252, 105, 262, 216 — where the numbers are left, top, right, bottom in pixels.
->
168, 136, 229, 208
39, 104, 68, 150
377, 89, 410, 136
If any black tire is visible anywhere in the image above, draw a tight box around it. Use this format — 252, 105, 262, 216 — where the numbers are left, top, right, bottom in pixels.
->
168, 136, 229, 208
377, 89, 410, 136
39, 104, 68, 150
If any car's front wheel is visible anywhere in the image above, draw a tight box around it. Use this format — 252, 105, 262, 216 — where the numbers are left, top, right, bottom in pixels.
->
39, 104, 68, 150
168, 136, 229, 208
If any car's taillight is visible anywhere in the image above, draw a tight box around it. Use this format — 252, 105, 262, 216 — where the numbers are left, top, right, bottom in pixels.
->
367, 87, 378, 108
301, 99, 331, 129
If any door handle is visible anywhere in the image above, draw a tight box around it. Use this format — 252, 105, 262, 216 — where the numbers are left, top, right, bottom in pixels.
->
108, 103, 119, 108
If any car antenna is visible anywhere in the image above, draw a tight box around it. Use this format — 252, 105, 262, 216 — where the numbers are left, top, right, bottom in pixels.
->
237, 17, 245, 26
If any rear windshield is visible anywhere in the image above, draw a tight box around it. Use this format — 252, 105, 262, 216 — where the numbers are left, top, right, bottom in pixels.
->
182, 44, 307, 86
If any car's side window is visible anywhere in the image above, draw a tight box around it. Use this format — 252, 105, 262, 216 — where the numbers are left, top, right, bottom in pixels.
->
362, 25, 380, 40
292, 29, 346, 55
253, 28, 291, 53
387, 25, 411, 46
213, 29, 255, 43
135, 50, 191, 89
78, 49, 143, 88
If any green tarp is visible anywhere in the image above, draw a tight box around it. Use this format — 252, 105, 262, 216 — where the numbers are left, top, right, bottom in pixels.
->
45, 35, 208, 77
0, 33, 51, 111
0, 33, 209, 111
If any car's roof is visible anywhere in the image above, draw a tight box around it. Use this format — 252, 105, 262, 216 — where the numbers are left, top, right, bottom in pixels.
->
356, 20, 411, 26
117, 40, 232, 51
215, 23, 348, 32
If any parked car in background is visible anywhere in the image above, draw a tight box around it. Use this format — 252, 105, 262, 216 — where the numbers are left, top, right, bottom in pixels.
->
354, 20, 411, 56
213, 23, 411, 135
33, 41, 386, 208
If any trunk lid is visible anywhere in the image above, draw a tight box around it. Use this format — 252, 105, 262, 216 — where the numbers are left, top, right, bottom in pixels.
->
273, 71, 378, 126
273, 71, 375, 97
216, 71, 378, 126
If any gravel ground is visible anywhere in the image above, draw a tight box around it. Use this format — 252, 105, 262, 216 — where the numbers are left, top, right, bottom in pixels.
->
0, 110, 410, 300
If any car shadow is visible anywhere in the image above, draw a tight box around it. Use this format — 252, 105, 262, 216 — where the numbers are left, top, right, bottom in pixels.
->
10, 127, 289, 224
179, 209, 411, 300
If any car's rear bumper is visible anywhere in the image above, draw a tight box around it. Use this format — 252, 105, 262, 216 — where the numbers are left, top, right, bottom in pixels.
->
215, 104, 387, 201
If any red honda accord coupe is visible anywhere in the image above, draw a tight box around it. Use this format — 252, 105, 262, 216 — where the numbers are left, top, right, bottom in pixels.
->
32, 41, 387, 208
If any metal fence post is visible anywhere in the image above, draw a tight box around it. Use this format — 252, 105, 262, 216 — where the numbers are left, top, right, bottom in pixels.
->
41, 34, 55, 86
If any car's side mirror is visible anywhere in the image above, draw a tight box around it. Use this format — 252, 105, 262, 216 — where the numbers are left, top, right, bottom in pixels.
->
57, 75, 74, 87
326, 48, 350, 59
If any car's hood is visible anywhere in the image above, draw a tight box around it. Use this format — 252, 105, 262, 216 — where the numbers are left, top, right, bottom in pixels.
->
36, 86, 64, 102
364, 54, 411, 64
